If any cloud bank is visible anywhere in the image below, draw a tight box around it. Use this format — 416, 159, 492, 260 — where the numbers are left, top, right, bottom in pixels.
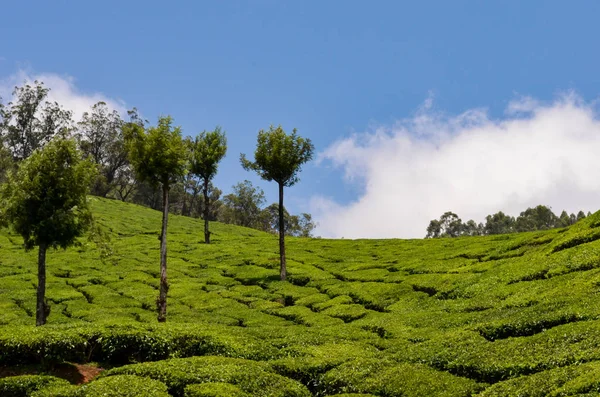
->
313, 93, 600, 239
0, 70, 126, 121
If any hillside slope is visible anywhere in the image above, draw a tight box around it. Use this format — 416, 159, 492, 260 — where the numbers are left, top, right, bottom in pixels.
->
2, 198, 600, 396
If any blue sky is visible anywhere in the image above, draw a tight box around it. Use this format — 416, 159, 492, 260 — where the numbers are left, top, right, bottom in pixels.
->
2, 1, 600, 237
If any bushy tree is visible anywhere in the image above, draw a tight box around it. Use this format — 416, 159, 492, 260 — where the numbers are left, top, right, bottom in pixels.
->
0, 81, 73, 162
77, 102, 129, 197
484, 211, 515, 235
0, 138, 96, 325
219, 180, 265, 228
189, 127, 227, 243
124, 115, 187, 322
259, 204, 316, 237
241, 125, 314, 280
515, 205, 558, 232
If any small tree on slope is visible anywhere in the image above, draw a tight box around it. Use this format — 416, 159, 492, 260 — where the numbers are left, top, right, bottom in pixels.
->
189, 127, 227, 244
124, 116, 187, 322
0, 138, 96, 326
241, 125, 314, 281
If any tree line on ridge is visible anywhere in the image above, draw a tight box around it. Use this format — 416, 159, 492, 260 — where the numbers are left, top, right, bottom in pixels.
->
426, 206, 591, 238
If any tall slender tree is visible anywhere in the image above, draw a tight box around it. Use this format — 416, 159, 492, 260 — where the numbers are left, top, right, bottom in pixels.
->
189, 127, 227, 243
241, 125, 314, 281
124, 116, 187, 322
0, 138, 95, 325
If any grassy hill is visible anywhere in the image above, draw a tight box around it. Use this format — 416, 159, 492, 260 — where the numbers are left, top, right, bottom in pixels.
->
2, 197, 600, 396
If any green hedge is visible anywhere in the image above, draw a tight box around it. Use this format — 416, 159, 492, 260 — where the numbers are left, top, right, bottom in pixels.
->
102, 355, 311, 397
320, 358, 483, 397
477, 361, 600, 396
0, 323, 278, 366
184, 382, 250, 396
76, 375, 170, 397
0, 375, 71, 397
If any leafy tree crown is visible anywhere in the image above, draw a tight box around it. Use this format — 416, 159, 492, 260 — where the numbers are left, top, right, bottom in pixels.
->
124, 116, 187, 188
189, 127, 227, 182
240, 125, 314, 187
0, 138, 96, 250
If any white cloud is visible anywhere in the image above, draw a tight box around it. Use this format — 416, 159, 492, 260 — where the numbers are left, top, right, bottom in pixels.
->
0, 69, 126, 121
313, 93, 600, 238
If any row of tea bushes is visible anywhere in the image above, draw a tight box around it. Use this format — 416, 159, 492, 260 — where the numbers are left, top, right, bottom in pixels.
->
0, 323, 279, 366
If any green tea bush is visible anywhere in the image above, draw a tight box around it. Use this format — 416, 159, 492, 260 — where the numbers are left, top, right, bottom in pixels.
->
321, 358, 483, 397
0, 323, 280, 366
103, 355, 311, 397
76, 375, 170, 397
270, 342, 380, 392
184, 382, 250, 396
477, 361, 600, 396
0, 375, 71, 397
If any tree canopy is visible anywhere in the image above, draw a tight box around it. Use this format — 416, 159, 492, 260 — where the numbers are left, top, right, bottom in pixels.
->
0, 137, 95, 325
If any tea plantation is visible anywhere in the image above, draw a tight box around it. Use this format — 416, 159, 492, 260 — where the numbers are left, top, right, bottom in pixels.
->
2, 197, 600, 396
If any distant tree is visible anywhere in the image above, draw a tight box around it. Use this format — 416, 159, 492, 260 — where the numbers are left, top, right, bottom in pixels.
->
77, 102, 129, 197
0, 81, 73, 162
296, 213, 317, 237
180, 172, 201, 217
484, 211, 515, 235
425, 219, 442, 238
515, 205, 558, 232
462, 219, 483, 236
577, 210, 587, 221
197, 183, 222, 220
124, 115, 187, 322
189, 127, 227, 244
558, 210, 579, 228
0, 138, 95, 325
219, 180, 265, 227
241, 125, 314, 281
439, 211, 463, 237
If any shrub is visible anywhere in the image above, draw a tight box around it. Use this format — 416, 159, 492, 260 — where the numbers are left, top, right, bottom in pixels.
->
321, 358, 483, 397
0, 375, 71, 397
76, 375, 170, 397
102, 355, 311, 397
184, 382, 249, 397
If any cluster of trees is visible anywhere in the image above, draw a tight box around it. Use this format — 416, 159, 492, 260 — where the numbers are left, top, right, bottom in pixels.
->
0, 81, 314, 325
426, 205, 591, 238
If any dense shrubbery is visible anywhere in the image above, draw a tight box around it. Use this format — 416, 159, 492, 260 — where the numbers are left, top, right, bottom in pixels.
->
1, 199, 600, 395
0, 323, 278, 366
0, 375, 71, 397
102, 356, 311, 397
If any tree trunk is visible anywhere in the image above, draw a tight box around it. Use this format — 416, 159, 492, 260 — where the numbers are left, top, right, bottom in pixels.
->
36, 243, 47, 326
157, 184, 169, 322
278, 182, 286, 281
203, 179, 210, 244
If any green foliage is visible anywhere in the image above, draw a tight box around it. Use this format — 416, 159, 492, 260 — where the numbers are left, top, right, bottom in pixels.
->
0, 375, 71, 397
77, 101, 129, 197
188, 127, 227, 183
0, 199, 600, 395
321, 359, 483, 397
0, 138, 96, 250
124, 115, 187, 189
103, 355, 311, 397
184, 382, 249, 397
0, 81, 73, 162
240, 125, 314, 188
220, 180, 266, 228
76, 375, 169, 397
